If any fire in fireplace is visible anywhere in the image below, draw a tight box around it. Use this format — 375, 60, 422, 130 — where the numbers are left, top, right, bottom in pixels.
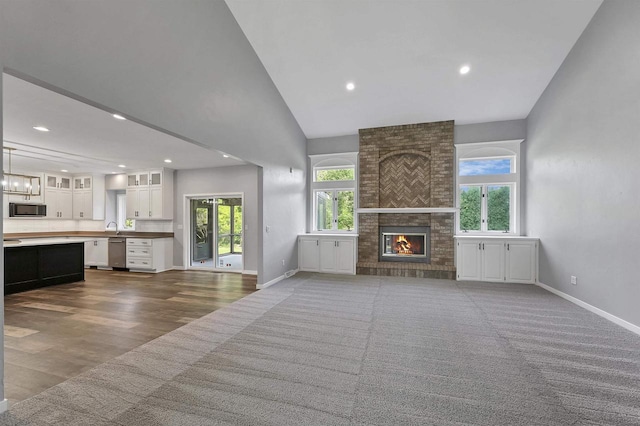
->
379, 226, 430, 263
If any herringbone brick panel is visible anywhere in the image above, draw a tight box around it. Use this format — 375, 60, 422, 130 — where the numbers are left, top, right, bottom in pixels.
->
379, 154, 430, 208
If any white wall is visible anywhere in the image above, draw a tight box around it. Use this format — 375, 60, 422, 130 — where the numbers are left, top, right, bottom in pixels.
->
0, 0, 307, 285
454, 119, 526, 145
173, 165, 259, 272
307, 134, 359, 155
526, 0, 639, 327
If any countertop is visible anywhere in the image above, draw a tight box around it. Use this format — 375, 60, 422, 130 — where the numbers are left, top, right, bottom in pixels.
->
299, 233, 359, 237
4, 231, 174, 240
4, 237, 94, 247
3, 232, 174, 248
453, 235, 539, 240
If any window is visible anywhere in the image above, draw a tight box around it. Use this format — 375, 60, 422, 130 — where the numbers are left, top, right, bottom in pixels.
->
314, 167, 355, 182
456, 141, 522, 234
309, 153, 357, 232
117, 193, 135, 231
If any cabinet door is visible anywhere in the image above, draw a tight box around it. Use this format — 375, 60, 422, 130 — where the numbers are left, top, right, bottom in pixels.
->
73, 190, 91, 219
59, 177, 71, 190
138, 187, 150, 219
149, 171, 162, 186
72, 191, 83, 219
84, 241, 96, 265
138, 172, 149, 186
58, 191, 73, 219
457, 240, 482, 280
46, 190, 59, 219
319, 239, 337, 272
298, 238, 320, 272
96, 239, 109, 266
74, 177, 84, 190
45, 174, 59, 189
335, 239, 355, 274
127, 174, 138, 188
149, 186, 163, 219
506, 241, 537, 284
481, 241, 505, 282
126, 188, 138, 218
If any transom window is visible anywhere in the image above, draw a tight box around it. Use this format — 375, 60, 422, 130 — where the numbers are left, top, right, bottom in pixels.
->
309, 153, 357, 233
456, 141, 522, 234
314, 166, 355, 182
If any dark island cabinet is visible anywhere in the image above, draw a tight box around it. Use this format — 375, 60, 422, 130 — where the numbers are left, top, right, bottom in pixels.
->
4, 243, 85, 295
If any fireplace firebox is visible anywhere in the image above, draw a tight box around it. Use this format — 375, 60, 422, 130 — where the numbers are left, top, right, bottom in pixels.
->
379, 226, 430, 263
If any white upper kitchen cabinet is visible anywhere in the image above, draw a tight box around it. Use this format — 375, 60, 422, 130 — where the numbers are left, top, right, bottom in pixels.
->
45, 174, 72, 191
126, 169, 173, 220
72, 174, 105, 220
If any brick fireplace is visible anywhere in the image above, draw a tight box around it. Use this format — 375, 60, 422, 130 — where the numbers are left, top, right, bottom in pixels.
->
357, 121, 456, 279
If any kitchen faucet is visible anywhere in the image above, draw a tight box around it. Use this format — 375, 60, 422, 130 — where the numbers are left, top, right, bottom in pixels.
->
106, 221, 119, 235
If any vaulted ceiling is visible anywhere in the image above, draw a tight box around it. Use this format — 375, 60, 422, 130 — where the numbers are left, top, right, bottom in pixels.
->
226, 0, 602, 138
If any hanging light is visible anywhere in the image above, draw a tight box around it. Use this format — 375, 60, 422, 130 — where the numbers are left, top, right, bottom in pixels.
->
3, 147, 42, 197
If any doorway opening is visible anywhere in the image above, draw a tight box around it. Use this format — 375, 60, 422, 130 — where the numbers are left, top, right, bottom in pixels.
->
189, 195, 243, 271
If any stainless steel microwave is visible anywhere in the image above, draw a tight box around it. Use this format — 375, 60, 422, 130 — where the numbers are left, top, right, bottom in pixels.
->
9, 203, 47, 217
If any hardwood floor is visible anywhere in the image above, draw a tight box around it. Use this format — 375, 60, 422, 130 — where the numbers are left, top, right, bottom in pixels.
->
3, 268, 257, 406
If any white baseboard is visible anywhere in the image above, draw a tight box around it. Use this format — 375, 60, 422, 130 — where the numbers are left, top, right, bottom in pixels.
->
171, 266, 186, 271
0, 398, 7, 414
242, 270, 258, 275
257, 269, 298, 290
537, 282, 640, 336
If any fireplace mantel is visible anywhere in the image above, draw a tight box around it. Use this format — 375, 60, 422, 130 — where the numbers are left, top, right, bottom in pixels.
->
356, 207, 457, 214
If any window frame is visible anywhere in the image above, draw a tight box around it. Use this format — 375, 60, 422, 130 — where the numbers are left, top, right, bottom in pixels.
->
455, 140, 522, 235
309, 153, 358, 233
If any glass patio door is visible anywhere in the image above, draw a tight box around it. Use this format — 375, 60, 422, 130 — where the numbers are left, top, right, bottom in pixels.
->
215, 197, 242, 270
191, 199, 214, 266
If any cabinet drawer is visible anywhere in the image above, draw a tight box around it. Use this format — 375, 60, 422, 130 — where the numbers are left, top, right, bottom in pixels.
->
127, 247, 152, 258
127, 238, 152, 247
126, 257, 153, 269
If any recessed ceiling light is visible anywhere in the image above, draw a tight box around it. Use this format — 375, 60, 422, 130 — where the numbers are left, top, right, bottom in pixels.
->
112, 114, 126, 120
118, 164, 126, 168
459, 65, 471, 75
33, 126, 50, 132
164, 159, 172, 163
223, 154, 230, 158
61, 169, 68, 172
111, 172, 117, 174
346, 82, 355, 91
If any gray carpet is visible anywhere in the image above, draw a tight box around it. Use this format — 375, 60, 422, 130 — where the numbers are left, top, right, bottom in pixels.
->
1, 273, 639, 425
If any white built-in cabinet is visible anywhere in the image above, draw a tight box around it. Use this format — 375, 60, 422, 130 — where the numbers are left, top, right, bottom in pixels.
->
45, 174, 73, 219
41, 173, 105, 220
126, 169, 173, 220
298, 234, 357, 275
455, 236, 538, 284
84, 238, 109, 267
126, 238, 173, 272
72, 176, 93, 219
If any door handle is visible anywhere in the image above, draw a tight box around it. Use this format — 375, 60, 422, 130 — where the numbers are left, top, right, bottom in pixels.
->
478, 243, 481, 250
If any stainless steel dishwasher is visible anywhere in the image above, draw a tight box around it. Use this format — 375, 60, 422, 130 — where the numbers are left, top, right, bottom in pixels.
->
108, 238, 127, 268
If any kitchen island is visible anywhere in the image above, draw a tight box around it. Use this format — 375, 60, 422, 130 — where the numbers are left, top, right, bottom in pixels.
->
4, 238, 91, 294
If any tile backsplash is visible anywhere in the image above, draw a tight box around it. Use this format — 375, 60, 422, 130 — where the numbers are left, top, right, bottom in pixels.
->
4, 219, 173, 234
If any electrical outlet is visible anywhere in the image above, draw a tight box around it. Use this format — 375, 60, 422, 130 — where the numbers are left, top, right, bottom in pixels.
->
571, 276, 577, 285
282, 259, 285, 266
